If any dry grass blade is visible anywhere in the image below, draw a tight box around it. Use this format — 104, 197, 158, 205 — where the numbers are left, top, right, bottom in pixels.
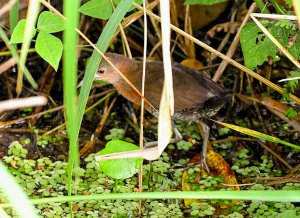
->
212, 3, 256, 82
0, 58, 16, 75
158, 0, 173, 152
0, 105, 64, 128
259, 96, 300, 132
158, 84, 172, 153
95, 146, 161, 161
0, 96, 47, 112
251, 13, 297, 20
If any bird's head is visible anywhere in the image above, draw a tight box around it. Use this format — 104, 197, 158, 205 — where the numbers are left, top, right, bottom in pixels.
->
78, 53, 130, 88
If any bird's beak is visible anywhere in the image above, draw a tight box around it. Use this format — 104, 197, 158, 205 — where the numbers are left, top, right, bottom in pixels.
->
77, 73, 103, 88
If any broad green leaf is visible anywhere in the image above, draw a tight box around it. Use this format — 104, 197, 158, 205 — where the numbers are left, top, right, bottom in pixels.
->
35, 32, 62, 71
184, 0, 227, 5
113, 0, 143, 12
240, 21, 293, 70
216, 121, 300, 150
99, 140, 143, 179
9, 19, 36, 44
37, 11, 65, 33
79, 0, 112, 20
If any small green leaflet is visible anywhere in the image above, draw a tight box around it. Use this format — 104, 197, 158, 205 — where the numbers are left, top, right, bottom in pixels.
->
79, 0, 113, 19
37, 11, 65, 33
9, 19, 36, 44
35, 32, 62, 71
79, 0, 142, 19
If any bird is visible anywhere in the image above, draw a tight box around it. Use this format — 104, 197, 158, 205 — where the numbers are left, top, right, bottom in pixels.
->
90, 53, 232, 171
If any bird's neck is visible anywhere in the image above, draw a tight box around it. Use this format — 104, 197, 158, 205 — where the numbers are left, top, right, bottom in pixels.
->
113, 62, 151, 109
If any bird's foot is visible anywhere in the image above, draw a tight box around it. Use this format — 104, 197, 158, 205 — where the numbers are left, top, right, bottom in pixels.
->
201, 155, 210, 173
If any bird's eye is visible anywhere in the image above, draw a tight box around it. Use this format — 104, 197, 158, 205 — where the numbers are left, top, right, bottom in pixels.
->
98, 68, 105, 74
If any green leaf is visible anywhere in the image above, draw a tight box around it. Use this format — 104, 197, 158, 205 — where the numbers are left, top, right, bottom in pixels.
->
79, 0, 112, 19
184, 0, 227, 5
37, 11, 65, 33
240, 21, 293, 70
9, 19, 36, 44
35, 32, 62, 71
113, 0, 143, 12
99, 140, 143, 179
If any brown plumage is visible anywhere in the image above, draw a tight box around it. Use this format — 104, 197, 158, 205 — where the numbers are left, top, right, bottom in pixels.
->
93, 53, 232, 171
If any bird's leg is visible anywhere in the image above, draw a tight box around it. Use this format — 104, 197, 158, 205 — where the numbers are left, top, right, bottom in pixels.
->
123, 101, 138, 125
144, 140, 157, 148
198, 121, 210, 173
144, 121, 182, 148
169, 121, 183, 144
